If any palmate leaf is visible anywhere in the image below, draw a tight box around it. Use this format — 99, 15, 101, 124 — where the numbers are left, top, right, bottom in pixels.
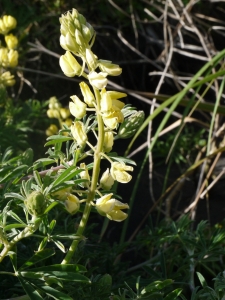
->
35, 285, 73, 300
45, 135, 73, 147
18, 276, 43, 300
19, 248, 55, 270
164, 288, 183, 300
45, 166, 84, 193
22, 263, 87, 274
0, 164, 28, 183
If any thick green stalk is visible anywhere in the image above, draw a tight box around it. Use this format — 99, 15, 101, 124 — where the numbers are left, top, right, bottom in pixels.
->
61, 87, 104, 264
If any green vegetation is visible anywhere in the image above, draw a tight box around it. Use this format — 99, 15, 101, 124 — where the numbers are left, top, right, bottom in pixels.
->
1, 1, 225, 299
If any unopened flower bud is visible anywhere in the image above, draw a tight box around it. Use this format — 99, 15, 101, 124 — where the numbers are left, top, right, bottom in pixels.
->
60, 32, 79, 53
103, 132, 114, 153
59, 51, 82, 77
82, 23, 94, 44
100, 169, 114, 190
25, 191, 47, 217
107, 91, 127, 100
86, 49, 97, 70
100, 88, 112, 113
98, 60, 122, 76
5, 34, 18, 49
110, 162, 133, 183
118, 111, 145, 139
79, 82, 95, 107
80, 163, 90, 187
64, 193, 80, 214
69, 95, 87, 119
88, 71, 108, 90
75, 29, 85, 47
71, 121, 87, 147
52, 187, 72, 200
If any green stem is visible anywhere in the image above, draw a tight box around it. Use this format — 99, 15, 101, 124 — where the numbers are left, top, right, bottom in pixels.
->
61, 87, 104, 264
0, 220, 40, 263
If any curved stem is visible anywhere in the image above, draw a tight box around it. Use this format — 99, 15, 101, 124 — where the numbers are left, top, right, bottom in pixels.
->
0, 220, 41, 263
61, 87, 104, 264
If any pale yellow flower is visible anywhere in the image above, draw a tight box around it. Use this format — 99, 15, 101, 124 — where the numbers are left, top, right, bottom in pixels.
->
96, 193, 129, 222
46, 124, 58, 136
71, 121, 87, 146
86, 48, 98, 70
100, 169, 114, 190
0, 15, 17, 34
79, 81, 95, 107
59, 51, 82, 77
98, 60, 122, 76
103, 131, 114, 153
5, 34, 18, 49
110, 162, 133, 183
60, 32, 79, 53
69, 95, 87, 119
87, 71, 108, 89
0, 71, 15, 86
64, 193, 80, 214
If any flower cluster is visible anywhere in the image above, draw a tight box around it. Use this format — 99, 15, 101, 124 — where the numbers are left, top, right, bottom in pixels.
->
58, 9, 139, 222
0, 15, 18, 87
46, 96, 72, 136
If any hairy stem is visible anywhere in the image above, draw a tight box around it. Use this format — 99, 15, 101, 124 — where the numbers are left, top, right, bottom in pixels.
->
0, 220, 41, 263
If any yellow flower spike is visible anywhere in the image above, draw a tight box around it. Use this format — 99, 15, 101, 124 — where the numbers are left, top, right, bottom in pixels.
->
100, 169, 114, 190
103, 131, 114, 153
86, 49, 98, 70
0, 15, 17, 35
59, 51, 82, 77
110, 162, 133, 183
98, 60, 122, 76
100, 88, 112, 113
5, 34, 18, 49
96, 193, 129, 222
0, 71, 15, 86
69, 95, 87, 119
64, 193, 80, 215
87, 71, 108, 90
79, 82, 95, 107
71, 121, 87, 147
80, 163, 90, 187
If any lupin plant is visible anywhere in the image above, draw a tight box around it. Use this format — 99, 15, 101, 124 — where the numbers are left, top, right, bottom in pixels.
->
57, 8, 140, 264
0, 8, 144, 299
